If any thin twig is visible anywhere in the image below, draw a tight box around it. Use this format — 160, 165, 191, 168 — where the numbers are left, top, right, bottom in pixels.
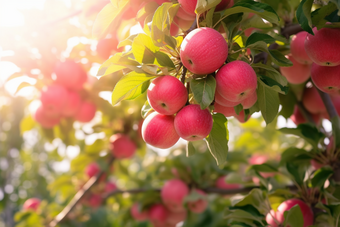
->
49, 156, 115, 227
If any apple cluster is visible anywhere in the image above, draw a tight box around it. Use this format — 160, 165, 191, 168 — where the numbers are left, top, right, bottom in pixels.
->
34, 60, 97, 128
142, 75, 213, 149
266, 198, 314, 227
130, 179, 208, 227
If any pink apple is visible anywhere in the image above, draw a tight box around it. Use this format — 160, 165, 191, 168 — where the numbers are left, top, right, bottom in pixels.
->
105, 182, 117, 193
311, 64, 340, 94
161, 179, 189, 212
176, 7, 196, 21
170, 23, 179, 36
96, 36, 123, 60
244, 27, 256, 37
149, 204, 169, 226
276, 198, 314, 227
180, 27, 228, 75
85, 162, 100, 178
131, 203, 149, 221
174, 104, 213, 141
166, 210, 187, 225
302, 87, 326, 114
109, 134, 137, 159
234, 109, 250, 123
54, 60, 87, 91
280, 55, 311, 84
241, 91, 257, 109
34, 105, 60, 128
187, 189, 208, 214
290, 105, 321, 125
74, 101, 96, 123
88, 194, 102, 208
214, 103, 237, 117
215, 176, 241, 189
215, 91, 241, 107
290, 31, 313, 64
40, 85, 68, 118
177, 0, 196, 15
147, 75, 187, 115
142, 112, 180, 149
62, 90, 81, 117
266, 210, 278, 227
216, 60, 257, 102
305, 27, 340, 66
249, 154, 275, 179
215, 0, 233, 11
23, 198, 41, 211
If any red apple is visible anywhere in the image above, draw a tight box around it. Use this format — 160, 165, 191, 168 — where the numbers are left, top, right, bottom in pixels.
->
216, 60, 257, 102
290, 31, 313, 64
142, 112, 180, 149
149, 204, 169, 226
88, 194, 102, 208
234, 109, 250, 123
214, 103, 237, 117
215, 176, 241, 189
109, 134, 137, 159
131, 203, 149, 221
105, 182, 117, 193
187, 189, 208, 214
40, 85, 68, 118
62, 90, 81, 117
176, 7, 196, 21
310, 159, 324, 170
266, 210, 278, 227
174, 104, 213, 141
180, 27, 228, 75
302, 86, 326, 114
85, 162, 100, 178
147, 76, 187, 115
305, 27, 340, 66
96, 36, 123, 60
241, 91, 257, 109
74, 101, 96, 123
276, 198, 314, 227
177, 0, 196, 16
280, 55, 311, 84
34, 105, 60, 128
290, 105, 321, 125
161, 179, 189, 212
311, 64, 340, 95
249, 154, 275, 182
215, 91, 241, 107
54, 60, 87, 91
23, 198, 41, 211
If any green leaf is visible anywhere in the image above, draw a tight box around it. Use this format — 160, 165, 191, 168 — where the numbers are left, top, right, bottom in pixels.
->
279, 91, 295, 119
234, 104, 243, 114
280, 147, 312, 165
250, 163, 278, 173
190, 75, 216, 110
245, 33, 276, 46
151, 3, 179, 47
111, 72, 156, 105
117, 34, 138, 48
286, 162, 304, 185
196, 0, 221, 14
20, 115, 36, 135
141, 100, 153, 118
258, 75, 289, 95
257, 82, 280, 125
283, 204, 304, 227
132, 33, 159, 64
311, 3, 337, 28
252, 63, 288, 86
279, 124, 324, 150
234, 188, 268, 214
154, 51, 175, 69
296, 0, 314, 34
219, 0, 280, 26
205, 113, 229, 167
311, 167, 333, 188
186, 142, 196, 157
92, 1, 129, 39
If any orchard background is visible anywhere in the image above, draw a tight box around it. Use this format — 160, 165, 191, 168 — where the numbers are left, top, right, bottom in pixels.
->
1, 0, 340, 226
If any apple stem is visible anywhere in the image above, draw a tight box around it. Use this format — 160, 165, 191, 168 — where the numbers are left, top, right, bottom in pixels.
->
180, 67, 187, 84
49, 155, 115, 227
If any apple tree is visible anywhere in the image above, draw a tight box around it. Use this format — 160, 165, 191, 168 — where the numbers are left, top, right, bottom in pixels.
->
1, 0, 340, 226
